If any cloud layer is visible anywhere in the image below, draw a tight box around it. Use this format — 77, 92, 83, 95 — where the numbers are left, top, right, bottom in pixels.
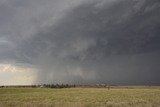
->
0, 0, 160, 85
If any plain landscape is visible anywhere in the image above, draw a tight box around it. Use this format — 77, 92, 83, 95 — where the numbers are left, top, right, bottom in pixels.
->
0, 0, 160, 107
0, 86, 160, 107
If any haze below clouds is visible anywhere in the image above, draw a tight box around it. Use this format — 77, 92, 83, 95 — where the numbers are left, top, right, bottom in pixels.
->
0, 0, 160, 85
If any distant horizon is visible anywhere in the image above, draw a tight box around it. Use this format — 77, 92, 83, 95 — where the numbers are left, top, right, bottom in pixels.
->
1, 83, 160, 86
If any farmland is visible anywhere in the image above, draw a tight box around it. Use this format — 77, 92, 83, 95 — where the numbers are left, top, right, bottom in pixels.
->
0, 86, 160, 107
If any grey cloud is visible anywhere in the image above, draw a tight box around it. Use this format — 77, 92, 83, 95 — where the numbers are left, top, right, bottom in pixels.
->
0, 0, 160, 85
0, 0, 84, 42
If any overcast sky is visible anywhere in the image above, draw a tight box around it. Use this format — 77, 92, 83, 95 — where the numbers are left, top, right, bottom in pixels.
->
0, 0, 160, 85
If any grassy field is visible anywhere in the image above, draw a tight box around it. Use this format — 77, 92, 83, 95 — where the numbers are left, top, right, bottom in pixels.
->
0, 87, 160, 107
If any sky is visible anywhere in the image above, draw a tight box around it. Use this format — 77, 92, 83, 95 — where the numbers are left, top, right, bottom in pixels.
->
0, 0, 160, 85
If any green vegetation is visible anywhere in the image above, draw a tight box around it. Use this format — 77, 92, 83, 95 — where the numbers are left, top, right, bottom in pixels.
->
0, 87, 160, 107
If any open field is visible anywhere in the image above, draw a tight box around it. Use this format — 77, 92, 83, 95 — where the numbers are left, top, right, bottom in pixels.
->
0, 87, 160, 107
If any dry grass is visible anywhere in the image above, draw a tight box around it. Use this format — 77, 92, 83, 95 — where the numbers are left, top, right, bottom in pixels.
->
0, 87, 160, 107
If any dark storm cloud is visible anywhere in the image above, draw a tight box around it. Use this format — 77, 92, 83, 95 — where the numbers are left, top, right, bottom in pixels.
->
0, 0, 160, 85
